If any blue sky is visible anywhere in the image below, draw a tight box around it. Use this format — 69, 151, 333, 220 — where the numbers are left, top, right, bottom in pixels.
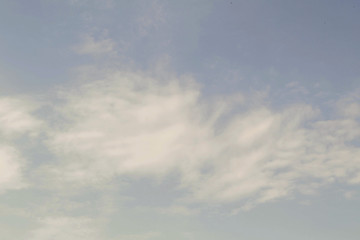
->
0, 1, 360, 239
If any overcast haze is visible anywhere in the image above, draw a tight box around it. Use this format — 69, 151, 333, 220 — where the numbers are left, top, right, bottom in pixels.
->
0, 0, 360, 239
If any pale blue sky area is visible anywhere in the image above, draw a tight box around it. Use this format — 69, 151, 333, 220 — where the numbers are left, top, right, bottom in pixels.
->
1, 0, 359, 93
0, 1, 359, 239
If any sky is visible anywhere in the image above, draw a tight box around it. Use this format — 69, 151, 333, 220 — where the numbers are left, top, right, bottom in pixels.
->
0, 0, 360, 239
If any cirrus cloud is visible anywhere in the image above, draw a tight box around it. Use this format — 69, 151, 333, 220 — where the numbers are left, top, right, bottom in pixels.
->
42, 69, 360, 209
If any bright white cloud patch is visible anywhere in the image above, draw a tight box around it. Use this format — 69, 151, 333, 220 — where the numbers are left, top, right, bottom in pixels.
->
47, 71, 207, 182
0, 97, 41, 138
0, 145, 24, 192
45, 70, 360, 208
0, 97, 41, 193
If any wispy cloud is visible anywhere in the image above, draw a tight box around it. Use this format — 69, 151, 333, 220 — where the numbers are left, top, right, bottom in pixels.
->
74, 34, 116, 56
137, 0, 166, 37
0, 97, 41, 193
42, 68, 360, 210
0, 97, 41, 138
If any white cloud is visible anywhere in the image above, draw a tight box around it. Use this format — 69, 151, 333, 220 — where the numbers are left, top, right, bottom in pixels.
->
0, 145, 24, 193
29, 215, 157, 240
44, 69, 360, 209
74, 34, 116, 56
336, 90, 360, 118
29, 217, 101, 240
0, 97, 41, 138
46, 70, 206, 182
0, 97, 41, 193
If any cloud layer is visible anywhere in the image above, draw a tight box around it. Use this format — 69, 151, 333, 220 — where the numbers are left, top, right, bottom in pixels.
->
29, 217, 100, 240
1, 67, 360, 240
40, 69, 360, 208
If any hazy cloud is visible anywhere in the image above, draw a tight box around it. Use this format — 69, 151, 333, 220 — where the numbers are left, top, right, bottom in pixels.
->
74, 34, 116, 56
0, 97, 41, 138
29, 217, 101, 240
0, 145, 24, 193
137, 0, 166, 37
0, 97, 41, 193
